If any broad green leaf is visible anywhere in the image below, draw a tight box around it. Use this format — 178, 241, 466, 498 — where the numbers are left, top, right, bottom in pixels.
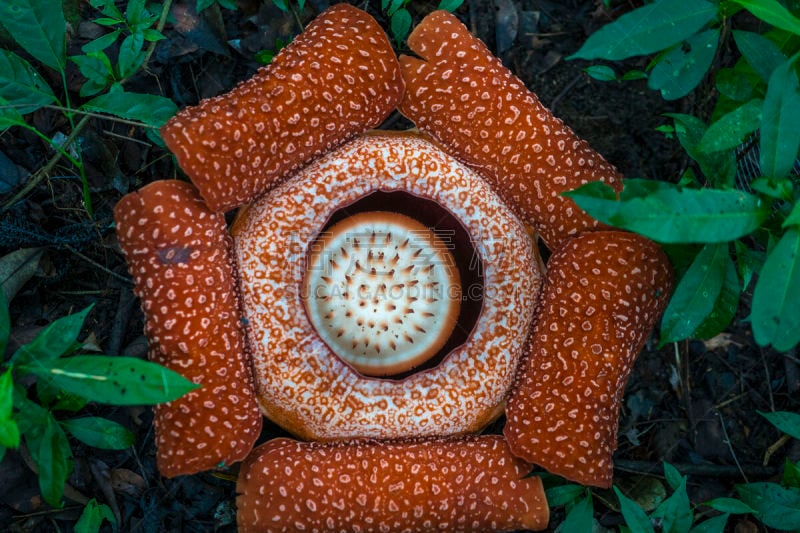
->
760, 56, 800, 179
715, 67, 755, 101
21, 355, 199, 405
786, 201, 800, 227
82, 91, 178, 128
689, 514, 729, 533
11, 305, 92, 367
82, 30, 121, 53
561, 495, 594, 531
585, 65, 618, 82
569, 0, 718, 61
698, 99, 762, 153
0, 369, 20, 448
668, 113, 737, 187
0, 0, 66, 71
565, 179, 770, 243
437, 0, 463, 12
660, 243, 727, 344
0, 50, 57, 115
652, 475, 693, 533
70, 52, 114, 95
391, 9, 412, 46
60, 416, 134, 450
663, 462, 684, 491
386, 0, 404, 16
692, 253, 740, 340
758, 410, 800, 440
0, 96, 28, 131
117, 32, 145, 79
751, 228, 800, 351
23, 409, 73, 508
736, 483, 800, 530
751, 176, 794, 201
704, 497, 755, 514
196, 0, 215, 12
732, 0, 800, 36
648, 29, 719, 100
734, 241, 763, 290
784, 460, 800, 488
75, 498, 116, 533
733, 30, 787, 82
545, 484, 585, 507
614, 487, 655, 533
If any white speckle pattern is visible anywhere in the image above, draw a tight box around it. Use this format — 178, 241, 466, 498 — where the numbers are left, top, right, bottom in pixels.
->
504, 231, 672, 488
233, 133, 542, 440
397, 11, 623, 250
161, 4, 404, 213
236, 436, 549, 532
114, 180, 262, 477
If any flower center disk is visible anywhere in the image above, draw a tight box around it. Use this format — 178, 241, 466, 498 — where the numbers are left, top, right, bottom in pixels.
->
303, 211, 461, 377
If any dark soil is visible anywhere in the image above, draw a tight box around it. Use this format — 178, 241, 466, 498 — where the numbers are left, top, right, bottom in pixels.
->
1, 1, 797, 532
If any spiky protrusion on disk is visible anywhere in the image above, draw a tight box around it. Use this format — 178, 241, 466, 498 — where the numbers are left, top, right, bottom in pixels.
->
237, 436, 549, 532
304, 211, 461, 376
504, 231, 673, 488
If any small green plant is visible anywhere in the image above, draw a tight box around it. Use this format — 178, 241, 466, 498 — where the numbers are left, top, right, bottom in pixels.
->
562, 0, 800, 352
382, 0, 465, 46
0, 289, 198, 509
546, 412, 800, 532
0, 0, 178, 215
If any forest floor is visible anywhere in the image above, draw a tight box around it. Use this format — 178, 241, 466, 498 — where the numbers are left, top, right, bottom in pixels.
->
1, 0, 797, 531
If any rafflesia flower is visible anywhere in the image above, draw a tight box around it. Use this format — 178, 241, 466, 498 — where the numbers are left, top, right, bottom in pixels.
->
114, 5, 673, 531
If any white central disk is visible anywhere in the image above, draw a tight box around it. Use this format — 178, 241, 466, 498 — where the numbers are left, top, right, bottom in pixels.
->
303, 211, 461, 376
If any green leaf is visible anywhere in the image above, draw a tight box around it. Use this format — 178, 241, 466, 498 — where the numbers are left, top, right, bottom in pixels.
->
652, 475, 693, 533
117, 32, 145, 79
785, 201, 800, 227
82, 30, 121, 53
585, 65, 618, 82
22, 409, 73, 508
760, 56, 800, 179
668, 113, 737, 187
663, 462, 684, 491
437, 0, 463, 12
689, 513, 729, 533
569, 0, 718, 61
648, 29, 719, 100
698, 99, 762, 153
732, 0, 800, 36
11, 305, 92, 367
75, 498, 116, 533
386, 0, 404, 16
271, 0, 288, 12
565, 179, 770, 243
734, 241, 764, 290
736, 483, 800, 530
758, 410, 800, 440
784, 460, 800, 489
704, 497, 756, 514
0, 0, 66, 71
545, 484, 585, 507
561, 495, 595, 531
20, 355, 199, 405
715, 67, 755, 101
692, 252, 740, 340
733, 30, 787, 82
390, 9, 412, 46
751, 176, 794, 201
70, 52, 114, 89
60, 416, 134, 450
16, 318, 84, 372
751, 228, 800, 351
82, 91, 178, 127
0, 96, 28, 131
660, 243, 728, 344
0, 370, 20, 448
0, 50, 57, 115
614, 487, 655, 533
